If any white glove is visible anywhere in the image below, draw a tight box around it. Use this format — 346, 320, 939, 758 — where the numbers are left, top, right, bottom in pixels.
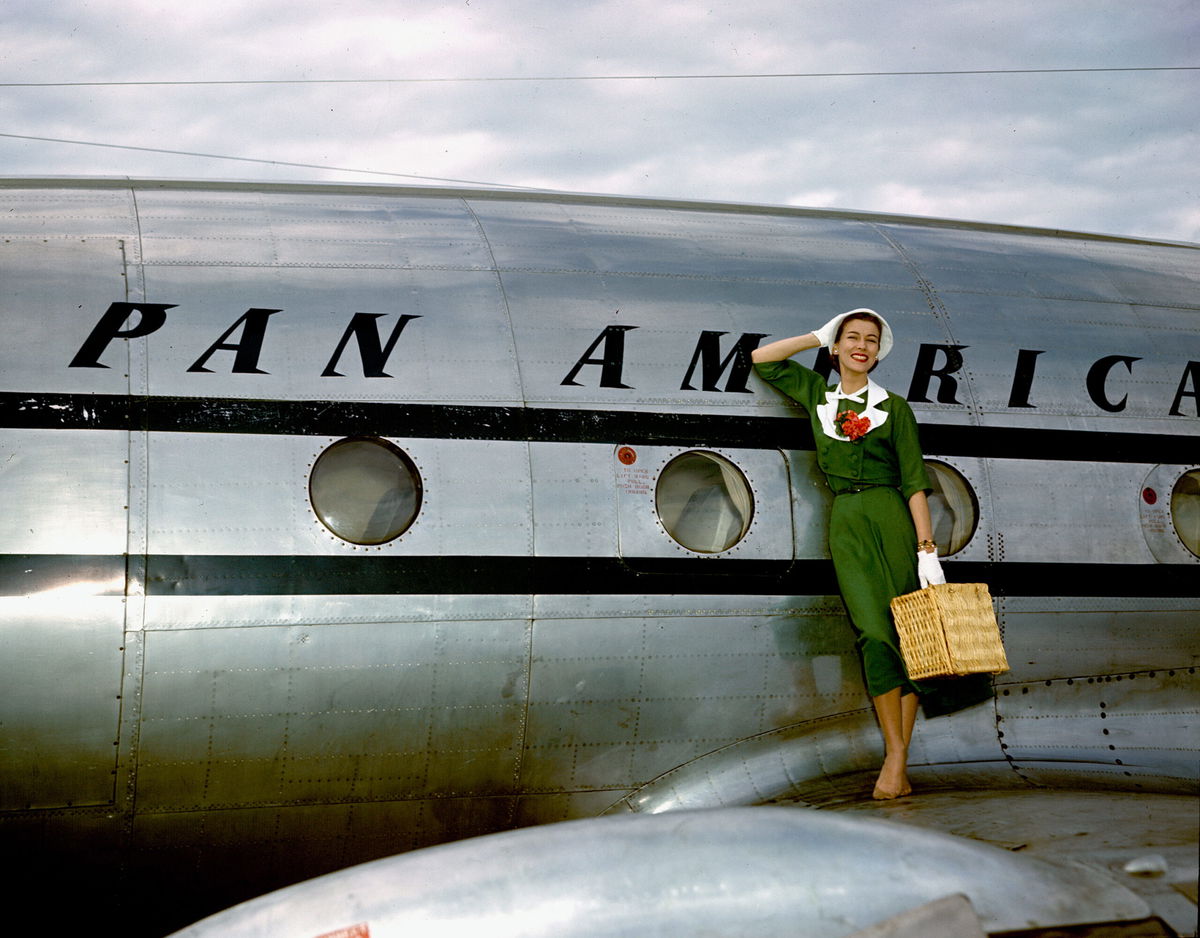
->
811, 313, 846, 349
917, 550, 945, 588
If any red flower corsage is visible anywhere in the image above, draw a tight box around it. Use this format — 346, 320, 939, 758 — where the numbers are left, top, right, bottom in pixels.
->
836, 409, 871, 441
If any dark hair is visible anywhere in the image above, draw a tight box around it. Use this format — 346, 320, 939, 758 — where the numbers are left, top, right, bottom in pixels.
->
831, 312, 884, 374
834, 312, 884, 343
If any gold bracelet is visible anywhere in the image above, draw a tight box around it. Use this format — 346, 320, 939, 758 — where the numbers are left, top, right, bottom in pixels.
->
917, 539, 937, 551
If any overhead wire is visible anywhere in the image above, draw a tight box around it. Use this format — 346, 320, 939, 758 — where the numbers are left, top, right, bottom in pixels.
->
0, 132, 545, 189
0, 65, 1196, 87
1, 65, 1195, 187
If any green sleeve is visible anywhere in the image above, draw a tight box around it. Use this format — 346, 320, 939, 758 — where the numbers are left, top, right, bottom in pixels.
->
890, 395, 932, 499
754, 359, 826, 410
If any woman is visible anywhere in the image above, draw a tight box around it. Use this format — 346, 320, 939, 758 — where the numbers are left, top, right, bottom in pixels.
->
752, 308, 987, 800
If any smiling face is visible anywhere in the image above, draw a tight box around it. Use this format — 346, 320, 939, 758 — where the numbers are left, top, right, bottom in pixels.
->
833, 314, 883, 379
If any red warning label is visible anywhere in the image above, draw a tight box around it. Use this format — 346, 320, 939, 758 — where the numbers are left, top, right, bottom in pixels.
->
315, 924, 370, 938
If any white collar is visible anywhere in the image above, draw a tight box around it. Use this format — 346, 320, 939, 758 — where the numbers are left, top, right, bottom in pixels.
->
838, 382, 868, 403
815, 378, 889, 442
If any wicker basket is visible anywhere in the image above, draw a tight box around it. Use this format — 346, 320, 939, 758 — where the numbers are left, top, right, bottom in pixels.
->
890, 582, 1009, 680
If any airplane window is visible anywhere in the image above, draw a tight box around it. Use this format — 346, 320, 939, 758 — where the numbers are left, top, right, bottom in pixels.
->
925, 460, 979, 556
1172, 469, 1200, 558
309, 438, 422, 545
655, 451, 754, 553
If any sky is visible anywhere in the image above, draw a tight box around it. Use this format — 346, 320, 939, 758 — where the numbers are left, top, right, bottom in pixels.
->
1, 0, 1197, 242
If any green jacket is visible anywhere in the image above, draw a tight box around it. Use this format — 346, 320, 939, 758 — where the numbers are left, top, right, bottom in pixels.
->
755, 359, 931, 499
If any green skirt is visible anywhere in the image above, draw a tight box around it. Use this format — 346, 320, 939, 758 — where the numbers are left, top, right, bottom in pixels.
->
829, 486, 991, 717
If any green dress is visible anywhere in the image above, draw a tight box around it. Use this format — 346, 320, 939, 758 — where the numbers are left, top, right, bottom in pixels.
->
755, 359, 990, 717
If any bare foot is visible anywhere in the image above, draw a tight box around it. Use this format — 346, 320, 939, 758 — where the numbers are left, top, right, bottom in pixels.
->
872, 755, 912, 800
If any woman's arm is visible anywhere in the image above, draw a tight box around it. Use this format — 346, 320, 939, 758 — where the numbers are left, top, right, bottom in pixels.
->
752, 313, 850, 363
908, 490, 936, 551
751, 333, 821, 363
909, 490, 945, 586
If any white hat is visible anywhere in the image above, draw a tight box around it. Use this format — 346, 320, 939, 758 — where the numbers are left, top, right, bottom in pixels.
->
828, 308, 893, 362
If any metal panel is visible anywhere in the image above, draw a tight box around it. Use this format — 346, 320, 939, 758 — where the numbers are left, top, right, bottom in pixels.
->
0, 218, 132, 813
125, 187, 521, 404
136, 617, 531, 812
987, 458, 1155, 563
143, 593, 534, 631
469, 200, 916, 282
997, 597, 1198, 680
0, 237, 134, 394
500, 266, 928, 410
134, 265, 522, 402
0, 429, 128, 553
522, 612, 845, 795
144, 435, 532, 557
532, 590, 808, 622
996, 669, 1200, 782
135, 190, 493, 270
0, 187, 138, 239
915, 289, 1196, 430
884, 223, 1200, 307
468, 201, 958, 413
614, 445, 792, 560
512, 789, 635, 829
529, 442, 618, 558
0, 598, 125, 809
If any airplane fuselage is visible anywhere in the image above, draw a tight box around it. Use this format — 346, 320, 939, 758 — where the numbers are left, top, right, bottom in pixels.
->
1, 178, 1196, 935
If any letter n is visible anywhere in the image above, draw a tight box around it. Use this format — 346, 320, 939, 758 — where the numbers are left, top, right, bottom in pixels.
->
561, 325, 638, 388
323, 313, 421, 377
681, 332, 769, 393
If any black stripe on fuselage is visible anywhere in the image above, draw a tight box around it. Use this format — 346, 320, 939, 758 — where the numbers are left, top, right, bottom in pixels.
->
3, 554, 1197, 598
0, 391, 1196, 463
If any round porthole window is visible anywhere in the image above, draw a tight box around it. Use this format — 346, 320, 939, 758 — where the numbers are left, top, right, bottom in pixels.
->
1172, 469, 1200, 558
925, 460, 979, 556
310, 438, 422, 545
655, 451, 754, 553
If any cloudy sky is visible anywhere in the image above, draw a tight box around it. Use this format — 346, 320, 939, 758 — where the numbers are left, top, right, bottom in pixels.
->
2, 0, 1197, 241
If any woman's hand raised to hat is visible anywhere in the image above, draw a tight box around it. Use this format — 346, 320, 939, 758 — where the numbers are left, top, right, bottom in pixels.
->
750, 308, 886, 364
811, 313, 846, 349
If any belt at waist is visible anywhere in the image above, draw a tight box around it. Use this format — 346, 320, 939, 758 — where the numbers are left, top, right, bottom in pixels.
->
837, 483, 895, 495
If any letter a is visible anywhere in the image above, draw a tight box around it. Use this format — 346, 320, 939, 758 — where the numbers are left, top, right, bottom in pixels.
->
1169, 361, 1200, 417
561, 325, 638, 388
188, 309, 281, 374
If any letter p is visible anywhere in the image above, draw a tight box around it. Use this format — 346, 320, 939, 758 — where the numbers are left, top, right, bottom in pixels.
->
69, 302, 175, 368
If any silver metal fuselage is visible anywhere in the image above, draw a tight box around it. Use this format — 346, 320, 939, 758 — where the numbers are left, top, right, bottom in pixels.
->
1, 179, 1196, 934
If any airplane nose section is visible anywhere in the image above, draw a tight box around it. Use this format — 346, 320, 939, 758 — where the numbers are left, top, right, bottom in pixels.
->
167, 807, 1150, 938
